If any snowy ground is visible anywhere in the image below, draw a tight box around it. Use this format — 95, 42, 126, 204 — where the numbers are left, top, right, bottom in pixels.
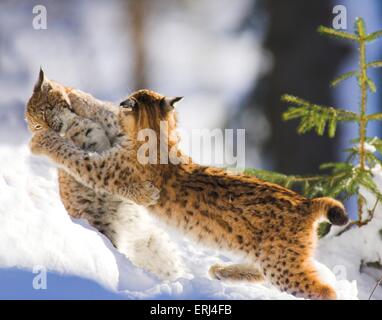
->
316, 165, 382, 300
0, 144, 360, 300
0, 0, 380, 301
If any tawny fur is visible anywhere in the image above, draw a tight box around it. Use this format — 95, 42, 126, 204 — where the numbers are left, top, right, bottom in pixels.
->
25, 72, 183, 280
29, 87, 349, 300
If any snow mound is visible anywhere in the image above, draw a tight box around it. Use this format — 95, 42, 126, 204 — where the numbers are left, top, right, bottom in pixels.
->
0, 145, 358, 299
316, 165, 382, 300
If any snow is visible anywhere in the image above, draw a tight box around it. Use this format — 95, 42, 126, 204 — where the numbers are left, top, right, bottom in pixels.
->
316, 165, 382, 300
0, 0, 379, 300
0, 144, 358, 299
364, 142, 377, 154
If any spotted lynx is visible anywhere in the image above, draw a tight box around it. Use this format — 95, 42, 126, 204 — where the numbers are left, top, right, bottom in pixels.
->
30, 89, 349, 300
26, 70, 183, 280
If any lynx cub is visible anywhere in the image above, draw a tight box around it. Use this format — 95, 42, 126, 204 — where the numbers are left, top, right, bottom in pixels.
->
26, 70, 183, 280
30, 89, 349, 300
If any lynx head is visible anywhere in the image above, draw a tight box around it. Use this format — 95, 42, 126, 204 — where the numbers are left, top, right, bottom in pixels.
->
119, 89, 182, 144
26, 68, 73, 132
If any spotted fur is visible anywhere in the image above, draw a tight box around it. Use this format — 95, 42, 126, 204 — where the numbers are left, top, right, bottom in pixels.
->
26, 73, 182, 279
30, 89, 349, 299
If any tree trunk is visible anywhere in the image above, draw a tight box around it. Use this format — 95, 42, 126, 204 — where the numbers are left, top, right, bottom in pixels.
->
126, 0, 148, 90
249, 0, 351, 175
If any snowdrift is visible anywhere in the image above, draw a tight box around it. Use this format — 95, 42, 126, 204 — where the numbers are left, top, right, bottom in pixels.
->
0, 145, 359, 299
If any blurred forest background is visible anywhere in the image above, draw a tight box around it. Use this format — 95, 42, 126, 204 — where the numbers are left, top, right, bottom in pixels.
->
1, 0, 382, 201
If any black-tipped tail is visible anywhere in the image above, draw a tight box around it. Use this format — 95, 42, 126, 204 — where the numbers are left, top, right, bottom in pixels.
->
312, 197, 349, 226
327, 206, 349, 226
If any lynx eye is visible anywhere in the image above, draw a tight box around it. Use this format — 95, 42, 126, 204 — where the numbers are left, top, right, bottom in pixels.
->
34, 124, 43, 130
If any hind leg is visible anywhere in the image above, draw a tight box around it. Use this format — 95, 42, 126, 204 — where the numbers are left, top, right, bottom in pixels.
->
109, 202, 184, 280
260, 249, 336, 300
209, 264, 265, 283
279, 261, 336, 300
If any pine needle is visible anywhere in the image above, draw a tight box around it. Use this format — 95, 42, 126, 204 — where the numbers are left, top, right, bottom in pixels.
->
317, 26, 359, 41
331, 71, 358, 87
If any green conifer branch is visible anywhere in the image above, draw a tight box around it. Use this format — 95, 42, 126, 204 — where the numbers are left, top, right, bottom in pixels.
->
246, 18, 382, 228
331, 70, 358, 87
244, 168, 328, 197
281, 94, 358, 137
317, 26, 359, 41
367, 113, 382, 121
366, 78, 377, 92
366, 30, 382, 42
366, 60, 382, 68
356, 17, 369, 222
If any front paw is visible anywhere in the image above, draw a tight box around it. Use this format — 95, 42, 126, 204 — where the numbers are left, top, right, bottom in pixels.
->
140, 181, 161, 206
29, 131, 47, 155
29, 130, 57, 155
122, 181, 160, 206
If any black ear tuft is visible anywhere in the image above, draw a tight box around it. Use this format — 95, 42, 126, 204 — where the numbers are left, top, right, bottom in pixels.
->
161, 96, 183, 112
34, 67, 46, 92
120, 98, 137, 111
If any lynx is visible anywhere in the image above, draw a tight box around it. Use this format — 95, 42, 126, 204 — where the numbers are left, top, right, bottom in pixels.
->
26, 70, 183, 280
29, 88, 349, 299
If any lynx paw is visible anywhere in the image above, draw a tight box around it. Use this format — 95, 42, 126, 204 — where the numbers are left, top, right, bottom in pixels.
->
29, 130, 51, 155
209, 264, 264, 283
121, 181, 160, 206
138, 181, 160, 206
209, 264, 225, 280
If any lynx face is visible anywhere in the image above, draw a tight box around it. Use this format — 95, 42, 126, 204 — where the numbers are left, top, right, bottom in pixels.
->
26, 69, 73, 133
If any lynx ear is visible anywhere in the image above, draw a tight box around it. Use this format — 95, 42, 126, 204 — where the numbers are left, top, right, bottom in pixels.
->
33, 67, 47, 92
161, 96, 183, 112
120, 97, 137, 112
